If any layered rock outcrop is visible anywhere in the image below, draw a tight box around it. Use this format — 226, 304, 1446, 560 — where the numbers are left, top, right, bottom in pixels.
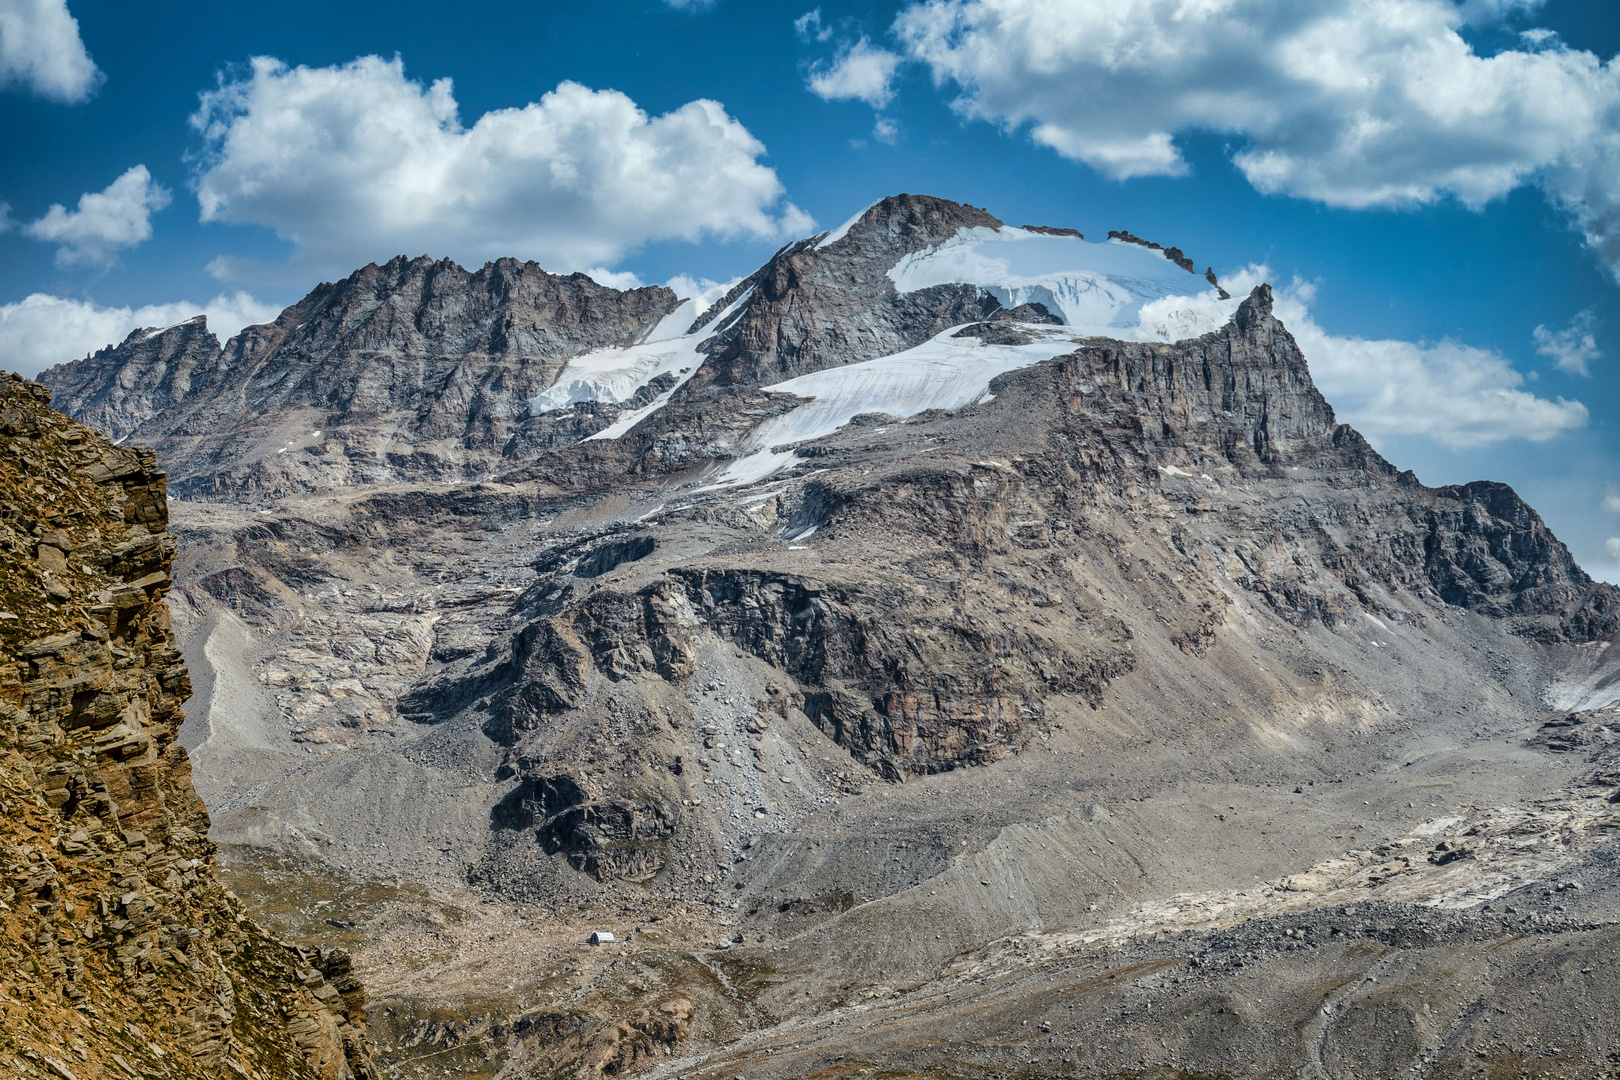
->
0, 374, 373, 1080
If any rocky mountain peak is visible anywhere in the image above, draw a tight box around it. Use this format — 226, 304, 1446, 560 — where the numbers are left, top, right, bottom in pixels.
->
691, 195, 1009, 388
41, 256, 682, 498
43, 313, 223, 444
215, 253, 682, 385
821, 192, 1005, 252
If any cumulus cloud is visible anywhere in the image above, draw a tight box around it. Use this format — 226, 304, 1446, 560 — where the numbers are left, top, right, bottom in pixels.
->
807, 37, 902, 108
1609, 537, 1620, 562
1543, 135, 1620, 285
1222, 266, 1588, 449
886, 0, 1620, 278
872, 117, 899, 144
24, 165, 170, 267
0, 291, 280, 377
1533, 310, 1603, 376
0, 0, 100, 102
189, 56, 812, 279
1604, 491, 1620, 517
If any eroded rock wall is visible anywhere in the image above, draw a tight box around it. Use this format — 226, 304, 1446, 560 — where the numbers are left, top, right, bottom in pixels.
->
0, 374, 374, 1080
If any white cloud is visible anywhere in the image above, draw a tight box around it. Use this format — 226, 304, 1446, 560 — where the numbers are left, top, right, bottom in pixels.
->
0, 0, 100, 102
190, 56, 812, 280
889, 0, 1620, 277
662, 0, 716, 10
24, 165, 170, 267
807, 37, 901, 109
872, 117, 899, 144
1608, 537, 1620, 562
582, 267, 645, 291
1543, 133, 1620, 286
1604, 491, 1620, 517
1223, 266, 1588, 450
0, 291, 280, 377
795, 9, 834, 43
1532, 310, 1602, 376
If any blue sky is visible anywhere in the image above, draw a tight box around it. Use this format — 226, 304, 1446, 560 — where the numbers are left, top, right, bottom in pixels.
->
1, 0, 1618, 579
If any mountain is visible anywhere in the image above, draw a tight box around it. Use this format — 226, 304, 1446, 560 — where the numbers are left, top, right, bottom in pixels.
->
0, 374, 375, 1080
35, 195, 1620, 1080
44, 256, 681, 498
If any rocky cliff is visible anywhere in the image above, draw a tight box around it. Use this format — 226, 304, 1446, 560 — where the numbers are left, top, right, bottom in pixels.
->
0, 374, 374, 1080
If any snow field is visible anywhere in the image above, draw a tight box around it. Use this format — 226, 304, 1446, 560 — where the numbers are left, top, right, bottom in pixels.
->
888, 226, 1239, 340
541, 222, 1246, 493
526, 287, 758, 436
700, 326, 1079, 490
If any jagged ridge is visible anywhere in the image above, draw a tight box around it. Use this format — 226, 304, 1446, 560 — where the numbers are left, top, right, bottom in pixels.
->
43, 257, 680, 498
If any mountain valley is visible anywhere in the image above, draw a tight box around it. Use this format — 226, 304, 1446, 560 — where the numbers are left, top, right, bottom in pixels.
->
27, 194, 1620, 1080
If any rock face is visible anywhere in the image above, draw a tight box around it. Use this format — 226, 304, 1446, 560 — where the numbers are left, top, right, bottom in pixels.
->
43, 257, 681, 499
696, 194, 1007, 386
31, 195, 1620, 1080
0, 374, 374, 1080
45, 314, 224, 445
407, 287, 1613, 790
491, 774, 676, 882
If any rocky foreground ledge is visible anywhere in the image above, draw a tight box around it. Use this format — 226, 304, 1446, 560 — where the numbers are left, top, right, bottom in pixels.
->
0, 372, 374, 1080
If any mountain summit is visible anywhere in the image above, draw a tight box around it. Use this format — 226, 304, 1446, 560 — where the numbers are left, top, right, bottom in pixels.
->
34, 195, 1620, 1079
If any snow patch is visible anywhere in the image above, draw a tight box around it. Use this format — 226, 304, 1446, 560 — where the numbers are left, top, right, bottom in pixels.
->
701, 325, 1076, 489
530, 288, 759, 433
888, 227, 1238, 341
641, 298, 702, 345
586, 363, 704, 441
528, 324, 702, 416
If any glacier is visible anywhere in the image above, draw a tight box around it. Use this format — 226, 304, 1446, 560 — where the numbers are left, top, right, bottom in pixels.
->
888, 226, 1239, 340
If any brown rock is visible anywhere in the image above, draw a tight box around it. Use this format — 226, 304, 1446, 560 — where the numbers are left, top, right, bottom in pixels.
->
0, 375, 377, 1080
